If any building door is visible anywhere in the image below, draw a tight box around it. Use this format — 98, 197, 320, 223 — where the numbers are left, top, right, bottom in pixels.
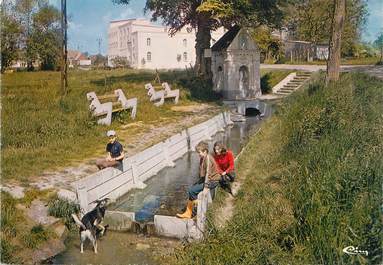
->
239, 65, 249, 98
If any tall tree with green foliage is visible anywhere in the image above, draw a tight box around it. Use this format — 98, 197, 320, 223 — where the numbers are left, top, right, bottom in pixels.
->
113, 0, 285, 79
30, 4, 61, 70
1, 2, 22, 72
285, 0, 367, 57
14, 0, 39, 70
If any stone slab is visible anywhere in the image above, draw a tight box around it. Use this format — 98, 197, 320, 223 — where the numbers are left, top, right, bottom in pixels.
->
104, 211, 135, 231
154, 215, 195, 239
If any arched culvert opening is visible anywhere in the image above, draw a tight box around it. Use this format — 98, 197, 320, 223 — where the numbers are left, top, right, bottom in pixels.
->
245, 107, 262, 116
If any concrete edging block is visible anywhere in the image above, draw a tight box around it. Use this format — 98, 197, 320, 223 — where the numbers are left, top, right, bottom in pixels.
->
154, 215, 195, 239
105, 211, 135, 231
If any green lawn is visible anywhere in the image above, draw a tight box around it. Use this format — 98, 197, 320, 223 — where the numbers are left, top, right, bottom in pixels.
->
2, 68, 291, 183
1, 69, 213, 182
173, 72, 382, 264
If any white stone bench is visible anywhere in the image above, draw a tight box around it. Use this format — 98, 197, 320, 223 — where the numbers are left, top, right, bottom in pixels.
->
144, 83, 165, 107
86, 90, 137, 126
114, 89, 137, 119
86, 92, 114, 125
161, 82, 180, 104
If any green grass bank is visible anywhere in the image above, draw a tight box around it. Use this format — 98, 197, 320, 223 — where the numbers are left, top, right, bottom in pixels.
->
173, 72, 382, 264
2, 69, 290, 182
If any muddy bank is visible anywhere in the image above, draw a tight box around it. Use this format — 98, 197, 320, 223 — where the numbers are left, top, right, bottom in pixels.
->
46, 230, 180, 265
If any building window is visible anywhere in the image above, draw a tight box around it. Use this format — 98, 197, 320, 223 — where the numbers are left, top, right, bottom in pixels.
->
147, 38, 151, 46
183, 39, 187, 47
147, 52, 151, 62
183, 52, 187, 62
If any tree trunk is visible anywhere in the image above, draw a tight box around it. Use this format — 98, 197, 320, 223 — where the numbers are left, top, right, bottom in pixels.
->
326, 0, 346, 83
195, 15, 212, 79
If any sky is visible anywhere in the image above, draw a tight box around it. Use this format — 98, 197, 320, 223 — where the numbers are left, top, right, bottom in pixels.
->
50, 0, 148, 54
49, 0, 382, 55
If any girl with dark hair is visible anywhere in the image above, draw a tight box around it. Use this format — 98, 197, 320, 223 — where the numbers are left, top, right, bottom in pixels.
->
213, 142, 235, 195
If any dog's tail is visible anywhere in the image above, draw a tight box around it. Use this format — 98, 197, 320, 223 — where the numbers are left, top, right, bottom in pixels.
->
71, 214, 86, 230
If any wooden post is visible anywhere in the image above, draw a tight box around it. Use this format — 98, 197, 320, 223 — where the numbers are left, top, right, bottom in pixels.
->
61, 0, 68, 96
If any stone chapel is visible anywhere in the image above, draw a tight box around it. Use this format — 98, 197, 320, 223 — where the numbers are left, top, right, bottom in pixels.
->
211, 25, 261, 100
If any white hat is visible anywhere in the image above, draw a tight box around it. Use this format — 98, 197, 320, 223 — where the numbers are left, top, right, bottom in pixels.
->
106, 130, 116, 137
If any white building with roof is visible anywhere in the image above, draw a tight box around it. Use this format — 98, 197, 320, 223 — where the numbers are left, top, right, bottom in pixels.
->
107, 18, 224, 69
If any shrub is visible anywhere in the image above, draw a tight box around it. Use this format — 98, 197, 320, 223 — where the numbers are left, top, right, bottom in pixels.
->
47, 195, 80, 229
177, 76, 221, 102
22, 224, 53, 249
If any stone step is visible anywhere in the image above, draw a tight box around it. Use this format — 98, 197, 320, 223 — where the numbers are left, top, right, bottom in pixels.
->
292, 78, 309, 82
283, 83, 299, 88
279, 89, 295, 93
274, 92, 291, 97
276, 90, 292, 94
280, 87, 295, 91
297, 72, 312, 76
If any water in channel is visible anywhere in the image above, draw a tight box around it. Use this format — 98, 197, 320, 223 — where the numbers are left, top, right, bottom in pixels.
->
49, 110, 268, 265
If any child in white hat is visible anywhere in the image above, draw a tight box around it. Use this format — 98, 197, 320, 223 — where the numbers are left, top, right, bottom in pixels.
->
96, 130, 125, 170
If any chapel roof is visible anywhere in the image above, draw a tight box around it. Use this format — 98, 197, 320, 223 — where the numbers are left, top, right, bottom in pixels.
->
211, 25, 241, 52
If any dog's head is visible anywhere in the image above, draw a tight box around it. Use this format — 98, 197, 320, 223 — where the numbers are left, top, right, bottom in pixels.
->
95, 198, 110, 208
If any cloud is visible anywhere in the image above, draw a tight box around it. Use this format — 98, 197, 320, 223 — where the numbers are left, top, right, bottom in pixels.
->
117, 7, 134, 20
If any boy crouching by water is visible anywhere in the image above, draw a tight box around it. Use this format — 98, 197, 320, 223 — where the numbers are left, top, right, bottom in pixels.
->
176, 141, 220, 219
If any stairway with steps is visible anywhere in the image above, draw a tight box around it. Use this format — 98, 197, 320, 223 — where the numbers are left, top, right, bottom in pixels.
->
274, 72, 312, 95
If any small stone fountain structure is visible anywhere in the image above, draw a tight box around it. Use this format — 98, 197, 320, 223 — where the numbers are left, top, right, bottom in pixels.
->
211, 25, 264, 116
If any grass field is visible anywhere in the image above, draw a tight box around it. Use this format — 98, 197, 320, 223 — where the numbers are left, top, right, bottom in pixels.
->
173, 72, 382, 264
2, 68, 290, 182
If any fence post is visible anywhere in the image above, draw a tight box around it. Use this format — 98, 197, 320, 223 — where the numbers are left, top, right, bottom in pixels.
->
76, 183, 89, 214
204, 125, 212, 141
162, 141, 175, 167
131, 160, 138, 184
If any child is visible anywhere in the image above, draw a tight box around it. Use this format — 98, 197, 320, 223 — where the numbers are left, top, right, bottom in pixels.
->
176, 141, 220, 219
213, 142, 235, 195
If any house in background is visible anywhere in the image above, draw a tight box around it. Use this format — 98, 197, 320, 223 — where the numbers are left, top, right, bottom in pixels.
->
107, 18, 224, 69
68, 50, 91, 68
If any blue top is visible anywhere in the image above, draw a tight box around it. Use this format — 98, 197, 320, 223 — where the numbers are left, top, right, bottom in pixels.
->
106, 141, 123, 161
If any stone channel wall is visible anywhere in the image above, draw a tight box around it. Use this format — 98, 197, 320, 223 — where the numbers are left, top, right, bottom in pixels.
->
73, 112, 233, 213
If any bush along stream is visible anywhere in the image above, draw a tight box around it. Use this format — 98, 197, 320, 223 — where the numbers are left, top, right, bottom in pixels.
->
173, 72, 382, 265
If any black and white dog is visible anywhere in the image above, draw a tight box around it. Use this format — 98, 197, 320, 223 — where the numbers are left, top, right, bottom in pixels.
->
72, 198, 110, 254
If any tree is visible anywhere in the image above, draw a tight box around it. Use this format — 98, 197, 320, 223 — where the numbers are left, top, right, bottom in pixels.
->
1, 3, 22, 72
30, 4, 61, 70
374, 32, 383, 63
14, 0, 39, 70
114, 0, 285, 79
327, 0, 346, 83
251, 26, 283, 62
285, 0, 367, 57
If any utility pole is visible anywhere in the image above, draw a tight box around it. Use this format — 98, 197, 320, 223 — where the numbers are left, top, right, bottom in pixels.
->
61, 0, 68, 96
97, 38, 102, 55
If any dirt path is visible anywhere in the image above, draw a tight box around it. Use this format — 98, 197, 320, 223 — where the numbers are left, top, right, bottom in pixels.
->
213, 127, 262, 229
2, 104, 221, 196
